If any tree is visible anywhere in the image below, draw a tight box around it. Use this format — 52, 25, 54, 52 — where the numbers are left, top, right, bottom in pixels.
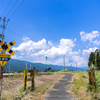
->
88, 52, 95, 67
17, 70, 22, 73
96, 52, 100, 70
88, 49, 100, 70
48, 67, 52, 71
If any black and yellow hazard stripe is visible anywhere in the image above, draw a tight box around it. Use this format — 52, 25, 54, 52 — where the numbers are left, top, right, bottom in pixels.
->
7, 41, 16, 48
0, 40, 3, 51
1, 41, 16, 56
6, 41, 16, 56
0, 40, 3, 46
6, 48, 15, 56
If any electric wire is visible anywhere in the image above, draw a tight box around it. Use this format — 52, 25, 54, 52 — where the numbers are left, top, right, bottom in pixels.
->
0, 27, 22, 39
0, 27, 22, 41
6, 28, 22, 39
9, 0, 25, 19
1, 0, 12, 17
6, 0, 18, 17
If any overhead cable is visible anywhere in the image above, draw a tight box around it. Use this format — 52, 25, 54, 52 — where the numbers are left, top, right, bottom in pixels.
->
6, 28, 22, 39
6, 0, 18, 17
1, 0, 12, 17
10, 0, 25, 19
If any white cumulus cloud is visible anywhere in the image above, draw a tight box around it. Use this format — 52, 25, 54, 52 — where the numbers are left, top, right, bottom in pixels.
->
12, 37, 47, 55
80, 31, 99, 42
12, 36, 94, 67
82, 47, 98, 57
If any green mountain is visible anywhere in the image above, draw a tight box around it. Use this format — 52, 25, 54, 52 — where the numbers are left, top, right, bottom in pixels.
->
3, 59, 88, 72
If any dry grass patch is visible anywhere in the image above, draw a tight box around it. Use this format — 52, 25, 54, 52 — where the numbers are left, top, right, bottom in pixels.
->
22, 73, 65, 100
0, 73, 64, 100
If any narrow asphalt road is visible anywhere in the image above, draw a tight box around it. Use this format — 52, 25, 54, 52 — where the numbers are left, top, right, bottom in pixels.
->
44, 73, 77, 100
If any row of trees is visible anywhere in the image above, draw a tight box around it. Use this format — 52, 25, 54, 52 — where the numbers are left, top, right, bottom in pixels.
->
88, 49, 100, 70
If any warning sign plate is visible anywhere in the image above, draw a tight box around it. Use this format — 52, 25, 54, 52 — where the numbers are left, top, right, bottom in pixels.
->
0, 54, 11, 58
0, 61, 8, 67
0, 54, 11, 67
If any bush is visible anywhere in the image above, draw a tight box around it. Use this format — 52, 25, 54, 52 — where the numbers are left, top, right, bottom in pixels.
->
81, 75, 87, 78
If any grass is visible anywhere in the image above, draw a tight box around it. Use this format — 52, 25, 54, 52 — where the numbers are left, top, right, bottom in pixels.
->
54, 70, 68, 73
37, 72, 53, 75
95, 70, 100, 93
71, 70, 100, 100
19, 78, 55, 99
1, 72, 63, 100
5, 69, 100, 100
34, 81, 53, 97
71, 71, 92, 100
36, 70, 68, 75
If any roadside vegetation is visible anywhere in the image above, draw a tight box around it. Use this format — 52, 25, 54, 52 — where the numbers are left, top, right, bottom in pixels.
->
2, 62, 100, 100
70, 70, 100, 100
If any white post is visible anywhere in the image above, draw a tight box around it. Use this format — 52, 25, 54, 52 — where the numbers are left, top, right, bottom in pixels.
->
26, 63, 27, 70
30, 64, 31, 70
9, 62, 10, 74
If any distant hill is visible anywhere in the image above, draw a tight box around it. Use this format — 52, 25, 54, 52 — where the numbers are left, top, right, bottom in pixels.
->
3, 59, 88, 72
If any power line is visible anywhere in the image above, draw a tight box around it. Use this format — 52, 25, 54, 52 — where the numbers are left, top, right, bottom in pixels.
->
1, 0, 12, 17
3, 27, 22, 39
9, 0, 25, 19
0, 26, 22, 39
6, 0, 18, 17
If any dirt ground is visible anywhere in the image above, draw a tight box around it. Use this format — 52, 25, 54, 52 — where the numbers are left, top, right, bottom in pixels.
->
1, 73, 65, 100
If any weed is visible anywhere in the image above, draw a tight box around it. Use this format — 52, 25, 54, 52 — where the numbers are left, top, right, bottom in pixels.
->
81, 75, 87, 78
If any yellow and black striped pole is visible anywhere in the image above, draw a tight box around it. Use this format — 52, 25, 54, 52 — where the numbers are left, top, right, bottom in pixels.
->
0, 41, 4, 51
23, 68, 35, 90
23, 70, 28, 90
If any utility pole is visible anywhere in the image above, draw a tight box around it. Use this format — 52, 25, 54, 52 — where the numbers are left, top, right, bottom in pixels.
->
45, 56, 47, 71
2, 17, 5, 42
30, 64, 31, 70
0, 17, 10, 97
26, 63, 27, 70
76, 62, 77, 71
0, 17, 10, 42
63, 56, 65, 70
9, 62, 10, 74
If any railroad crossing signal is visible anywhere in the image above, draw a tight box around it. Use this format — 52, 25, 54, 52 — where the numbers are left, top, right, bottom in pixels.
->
0, 40, 16, 56
0, 54, 11, 67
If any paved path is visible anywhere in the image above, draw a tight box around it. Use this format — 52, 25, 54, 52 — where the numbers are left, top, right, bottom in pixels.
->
44, 73, 77, 100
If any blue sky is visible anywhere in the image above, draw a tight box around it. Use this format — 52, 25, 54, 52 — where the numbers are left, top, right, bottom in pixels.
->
0, 0, 100, 67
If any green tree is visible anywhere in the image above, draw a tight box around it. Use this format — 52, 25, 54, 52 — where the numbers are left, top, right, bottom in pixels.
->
17, 70, 22, 73
48, 67, 52, 71
88, 52, 95, 67
96, 52, 100, 70
88, 49, 100, 70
